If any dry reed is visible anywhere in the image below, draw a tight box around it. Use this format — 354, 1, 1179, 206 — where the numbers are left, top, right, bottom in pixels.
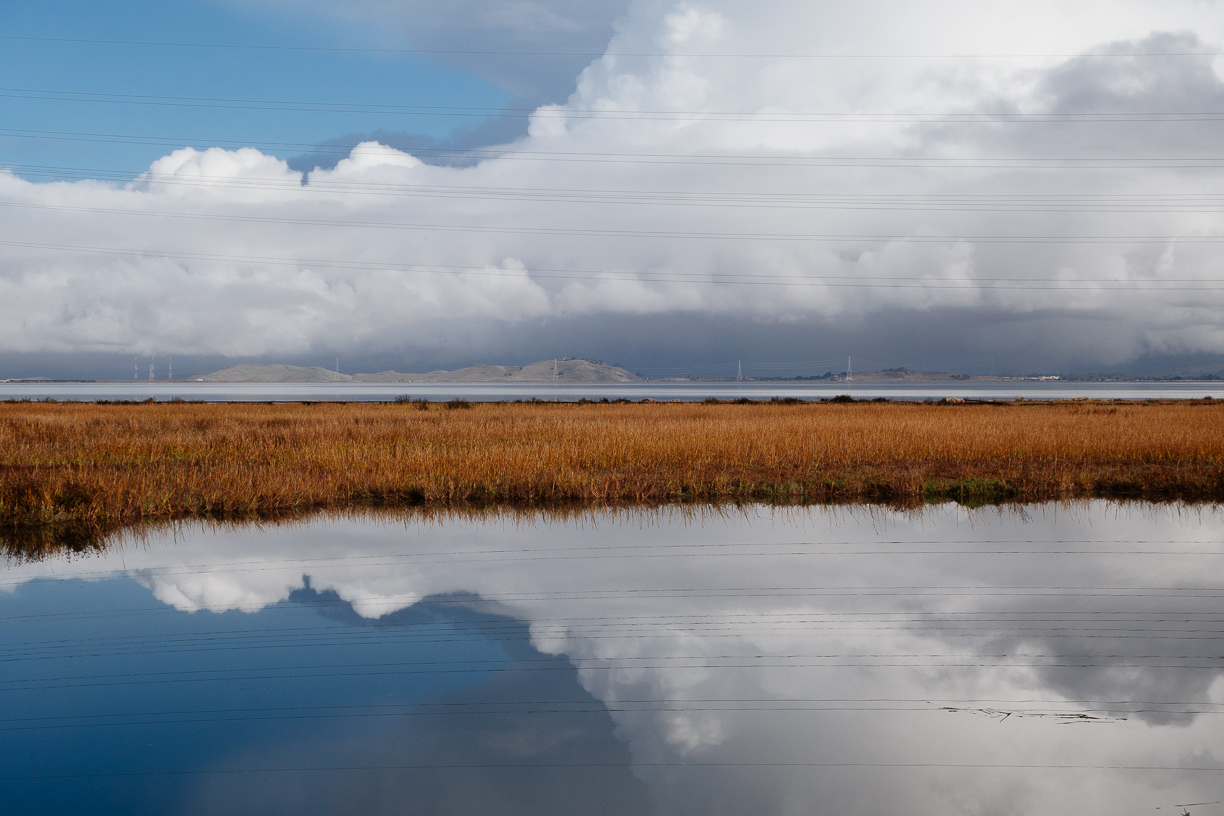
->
2, 399, 1222, 547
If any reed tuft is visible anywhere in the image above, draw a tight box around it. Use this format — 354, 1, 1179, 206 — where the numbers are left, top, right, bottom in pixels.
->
1, 399, 1222, 541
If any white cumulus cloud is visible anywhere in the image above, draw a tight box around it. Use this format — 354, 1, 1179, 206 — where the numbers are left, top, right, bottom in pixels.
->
3, 0, 1224, 366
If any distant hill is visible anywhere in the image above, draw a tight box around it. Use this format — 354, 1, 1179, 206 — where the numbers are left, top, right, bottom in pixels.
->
197, 364, 351, 383
847, 369, 987, 382
199, 359, 642, 384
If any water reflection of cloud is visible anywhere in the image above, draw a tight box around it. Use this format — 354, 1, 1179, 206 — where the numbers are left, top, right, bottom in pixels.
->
181, 589, 652, 816
5, 502, 1224, 815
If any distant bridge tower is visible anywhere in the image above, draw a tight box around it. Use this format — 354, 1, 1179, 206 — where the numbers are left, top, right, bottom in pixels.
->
149, 356, 154, 381
134, 357, 138, 380
168, 355, 173, 382
846, 356, 853, 382
737, 360, 743, 382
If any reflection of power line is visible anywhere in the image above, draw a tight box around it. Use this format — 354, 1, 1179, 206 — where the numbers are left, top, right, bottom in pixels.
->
5, 621, 1223, 662
8, 604, 1224, 625
3, 760, 1222, 781
6, 632, 1224, 668
0, 703, 1209, 735
9, 544, 1224, 589
5, 659, 1224, 698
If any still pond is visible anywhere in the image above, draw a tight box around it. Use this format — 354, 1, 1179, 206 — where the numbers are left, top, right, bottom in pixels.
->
2, 503, 1222, 815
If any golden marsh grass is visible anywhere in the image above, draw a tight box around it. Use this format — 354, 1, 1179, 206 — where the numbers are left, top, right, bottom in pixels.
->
2, 399, 1222, 545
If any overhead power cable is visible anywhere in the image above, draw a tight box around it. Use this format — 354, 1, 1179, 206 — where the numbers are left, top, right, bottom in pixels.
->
0, 34, 1220, 60
4, 201, 1224, 248
19, 159, 1224, 192
10, 161, 1224, 213
5, 237, 1224, 292
6, 127, 1224, 169
5, 85, 1224, 123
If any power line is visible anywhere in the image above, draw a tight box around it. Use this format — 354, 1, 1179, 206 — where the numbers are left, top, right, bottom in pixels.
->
7, 127, 1224, 169
5, 237, 1224, 292
0, 34, 1219, 60
5, 201, 1224, 247
24, 160, 1224, 190
12, 162, 1224, 213
6, 85, 1224, 123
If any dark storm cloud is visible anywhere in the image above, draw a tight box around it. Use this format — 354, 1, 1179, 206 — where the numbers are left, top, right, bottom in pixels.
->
7, 304, 1223, 381
335, 307, 1224, 378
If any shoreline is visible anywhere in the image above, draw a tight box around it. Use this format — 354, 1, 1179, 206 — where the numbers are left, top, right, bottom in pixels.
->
3, 399, 1223, 552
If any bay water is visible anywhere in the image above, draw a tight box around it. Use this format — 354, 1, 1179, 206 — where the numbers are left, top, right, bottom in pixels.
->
2, 503, 1222, 815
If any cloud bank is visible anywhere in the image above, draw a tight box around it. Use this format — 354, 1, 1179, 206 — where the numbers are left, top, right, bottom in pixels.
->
3, 0, 1224, 372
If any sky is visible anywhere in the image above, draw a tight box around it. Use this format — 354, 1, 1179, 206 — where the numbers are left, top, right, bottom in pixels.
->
2, 0, 1224, 379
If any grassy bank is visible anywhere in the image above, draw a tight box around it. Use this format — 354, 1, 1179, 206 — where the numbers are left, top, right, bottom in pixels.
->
2, 399, 1223, 544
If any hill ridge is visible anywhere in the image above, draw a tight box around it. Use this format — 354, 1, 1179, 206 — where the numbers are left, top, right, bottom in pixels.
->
198, 359, 642, 384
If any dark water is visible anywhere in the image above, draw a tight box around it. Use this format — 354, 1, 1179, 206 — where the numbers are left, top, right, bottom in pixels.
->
3, 503, 1223, 815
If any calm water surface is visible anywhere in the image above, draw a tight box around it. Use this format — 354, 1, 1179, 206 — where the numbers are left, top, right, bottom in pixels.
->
2, 503, 1223, 815
3, 380, 1224, 401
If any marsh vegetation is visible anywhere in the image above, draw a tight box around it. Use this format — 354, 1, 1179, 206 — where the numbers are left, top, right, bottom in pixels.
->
1, 399, 1222, 545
